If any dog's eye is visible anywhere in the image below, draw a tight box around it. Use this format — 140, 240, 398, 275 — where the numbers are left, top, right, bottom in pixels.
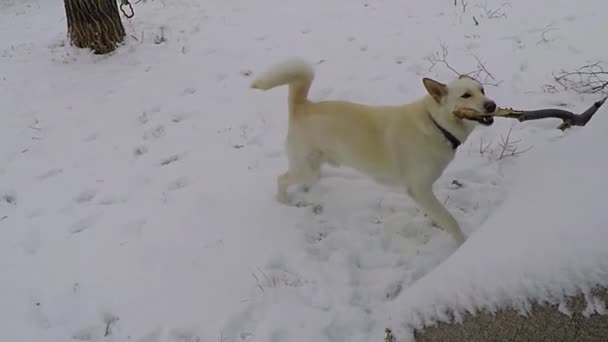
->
480, 88, 485, 95
461, 93, 472, 98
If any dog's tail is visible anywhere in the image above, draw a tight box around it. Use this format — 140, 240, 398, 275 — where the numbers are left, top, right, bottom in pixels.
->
250, 58, 314, 107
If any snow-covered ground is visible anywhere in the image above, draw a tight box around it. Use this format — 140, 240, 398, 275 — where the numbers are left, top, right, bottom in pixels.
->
382, 101, 608, 338
1, 1, 606, 341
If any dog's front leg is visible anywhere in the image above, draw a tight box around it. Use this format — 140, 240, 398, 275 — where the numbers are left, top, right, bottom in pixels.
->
407, 185, 466, 245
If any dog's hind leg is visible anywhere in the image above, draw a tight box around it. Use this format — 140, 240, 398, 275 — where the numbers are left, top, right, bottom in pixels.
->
276, 150, 322, 204
407, 185, 466, 245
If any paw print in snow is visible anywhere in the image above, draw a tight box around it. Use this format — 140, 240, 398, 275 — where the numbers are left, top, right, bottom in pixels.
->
183, 87, 197, 95
134, 145, 149, 157
1, 190, 17, 205
160, 154, 180, 166
143, 125, 166, 141
37, 168, 63, 180
167, 176, 189, 191
74, 189, 97, 204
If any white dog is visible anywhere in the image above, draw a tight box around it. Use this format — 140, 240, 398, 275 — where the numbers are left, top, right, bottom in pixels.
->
250, 59, 496, 245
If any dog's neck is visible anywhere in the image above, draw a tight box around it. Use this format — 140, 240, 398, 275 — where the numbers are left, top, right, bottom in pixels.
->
423, 95, 477, 146
428, 114, 461, 149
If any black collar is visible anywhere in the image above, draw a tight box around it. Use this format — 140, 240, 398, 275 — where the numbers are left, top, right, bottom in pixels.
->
428, 114, 461, 150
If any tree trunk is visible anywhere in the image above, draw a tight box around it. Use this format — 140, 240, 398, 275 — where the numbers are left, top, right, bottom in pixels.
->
64, 0, 126, 55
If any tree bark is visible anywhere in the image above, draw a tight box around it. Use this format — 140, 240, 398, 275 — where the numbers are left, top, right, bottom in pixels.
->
64, 0, 126, 55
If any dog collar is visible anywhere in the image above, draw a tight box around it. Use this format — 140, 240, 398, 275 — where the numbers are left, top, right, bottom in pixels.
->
428, 114, 461, 150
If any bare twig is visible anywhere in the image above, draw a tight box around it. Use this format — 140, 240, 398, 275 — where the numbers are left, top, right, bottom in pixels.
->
468, 52, 503, 86
104, 321, 112, 337
537, 25, 557, 45
553, 62, 608, 94
104, 316, 119, 337
426, 43, 463, 76
426, 43, 503, 87
453, 0, 468, 12
476, 1, 510, 19
542, 83, 559, 94
460, 0, 468, 13
497, 123, 533, 160
252, 272, 265, 293
479, 138, 493, 155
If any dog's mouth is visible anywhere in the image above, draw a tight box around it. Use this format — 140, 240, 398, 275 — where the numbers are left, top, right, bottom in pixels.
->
468, 115, 494, 126
459, 108, 495, 126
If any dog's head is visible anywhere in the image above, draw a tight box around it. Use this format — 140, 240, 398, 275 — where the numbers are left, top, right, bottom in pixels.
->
422, 75, 496, 126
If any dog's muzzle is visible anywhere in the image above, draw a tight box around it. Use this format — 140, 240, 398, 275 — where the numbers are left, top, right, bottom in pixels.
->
469, 115, 494, 126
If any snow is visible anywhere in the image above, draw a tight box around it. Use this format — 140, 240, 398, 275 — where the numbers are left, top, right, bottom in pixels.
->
1, 0, 607, 342
382, 109, 608, 337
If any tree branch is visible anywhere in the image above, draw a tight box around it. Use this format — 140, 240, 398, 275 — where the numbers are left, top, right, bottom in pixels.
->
505, 97, 606, 130
454, 97, 607, 130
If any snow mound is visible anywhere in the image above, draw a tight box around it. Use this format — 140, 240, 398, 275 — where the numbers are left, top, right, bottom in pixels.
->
385, 105, 608, 338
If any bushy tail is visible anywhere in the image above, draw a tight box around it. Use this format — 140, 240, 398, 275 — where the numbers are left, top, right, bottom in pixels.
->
250, 58, 315, 106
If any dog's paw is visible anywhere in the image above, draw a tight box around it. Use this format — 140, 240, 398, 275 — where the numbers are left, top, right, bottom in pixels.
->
298, 184, 311, 193
276, 193, 317, 209
452, 231, 466, 246
276, 192, 290, 204
293, 200, 315, 208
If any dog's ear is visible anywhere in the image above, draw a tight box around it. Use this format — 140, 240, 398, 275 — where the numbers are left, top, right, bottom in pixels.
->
422, 78, 448, 103
458, 74, 476, 81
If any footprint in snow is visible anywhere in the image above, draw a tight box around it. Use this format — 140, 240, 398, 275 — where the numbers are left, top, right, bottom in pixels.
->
168, 329, 203, 342
28, 299, 50, 330
183, 87, 197, 95
1, 190, 17, 205
74, 189, 97, 204
384, 281, 403, 301
143, 125, 166, 141
160, 154, 180, 166
82, 133, 98, 142
138, 106, 163, 125
97, 195, 127, 206
134, 145, 149, 157
69, 214, 100, 235
171, 113, 193, 123
394, 56, 407, 64
138, 112, 151, 125
302, 221, 336, 244
167, 176, 189, 191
